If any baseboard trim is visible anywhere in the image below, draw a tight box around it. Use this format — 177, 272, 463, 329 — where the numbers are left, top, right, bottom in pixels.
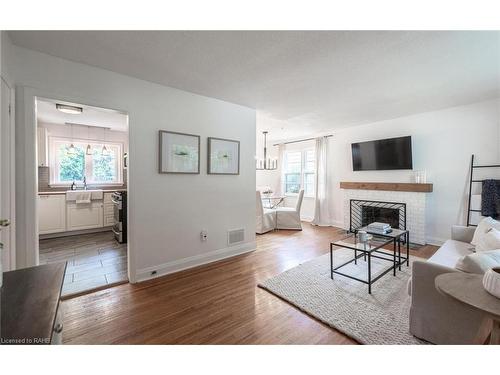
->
135, 241, 257, 283
425, 237, 446, 246
331, 220, 345, 229
39, 226, 113, 239
307, 220, 346, 229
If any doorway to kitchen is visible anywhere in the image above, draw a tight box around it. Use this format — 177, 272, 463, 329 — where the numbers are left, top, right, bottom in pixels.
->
36, 97, 129, 297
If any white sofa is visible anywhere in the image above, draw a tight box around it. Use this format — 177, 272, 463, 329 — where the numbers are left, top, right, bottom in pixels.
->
409, 225, 486, 344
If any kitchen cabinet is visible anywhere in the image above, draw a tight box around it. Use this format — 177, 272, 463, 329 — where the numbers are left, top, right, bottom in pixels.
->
66, 201, 104, 231
103, 193, 115, 227
38, 190, 124, 236
38, 195, 66, 234
37, 127, 48, 167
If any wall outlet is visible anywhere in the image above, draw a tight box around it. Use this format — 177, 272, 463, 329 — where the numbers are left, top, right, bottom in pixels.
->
200, 230, 208, 241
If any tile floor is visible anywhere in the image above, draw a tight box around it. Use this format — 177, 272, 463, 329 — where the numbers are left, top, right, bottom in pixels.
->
39, 231, 127, 296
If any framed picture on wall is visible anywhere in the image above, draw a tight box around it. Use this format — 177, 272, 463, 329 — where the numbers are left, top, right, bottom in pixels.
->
207, 137, 240, 175
159, 130, 200, 174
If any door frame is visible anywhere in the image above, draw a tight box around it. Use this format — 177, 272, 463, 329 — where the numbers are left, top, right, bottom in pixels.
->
17, 86, 134, 281
0, 76, 16, 271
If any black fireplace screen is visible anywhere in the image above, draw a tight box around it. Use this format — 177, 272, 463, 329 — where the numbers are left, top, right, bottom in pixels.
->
349, 199, 406, 232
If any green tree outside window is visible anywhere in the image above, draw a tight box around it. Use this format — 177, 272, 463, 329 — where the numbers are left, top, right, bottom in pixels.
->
92, 148, 116, 182
58, 144, 85, 181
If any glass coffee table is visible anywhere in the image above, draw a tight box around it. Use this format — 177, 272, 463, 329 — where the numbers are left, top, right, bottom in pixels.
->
330, 233, 398, 294
355, 226, 410, 271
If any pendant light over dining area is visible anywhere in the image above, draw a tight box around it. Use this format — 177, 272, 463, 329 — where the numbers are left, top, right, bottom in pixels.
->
256, 131, 277, 170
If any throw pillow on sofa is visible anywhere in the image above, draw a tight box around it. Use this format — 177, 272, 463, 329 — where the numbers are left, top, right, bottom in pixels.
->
475, 227, 500, 252
455, 249, 500, 274
471, 217, 500, 249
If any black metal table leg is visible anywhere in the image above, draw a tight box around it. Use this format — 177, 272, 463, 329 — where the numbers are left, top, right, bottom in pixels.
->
330, 244, 333, 279
406, 232, 410, 266
368, 252, 372, 294
354, 248, 357, 265
393, 238, 396, 276
398, 237, 401, 271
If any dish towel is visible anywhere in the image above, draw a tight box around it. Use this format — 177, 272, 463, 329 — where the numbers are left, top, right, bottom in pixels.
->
481, 179, 500, 219
76, 192, 92, 205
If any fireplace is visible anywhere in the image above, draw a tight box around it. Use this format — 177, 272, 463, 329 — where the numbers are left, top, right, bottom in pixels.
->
361, 206, 399, 229
349, 199, 406, 232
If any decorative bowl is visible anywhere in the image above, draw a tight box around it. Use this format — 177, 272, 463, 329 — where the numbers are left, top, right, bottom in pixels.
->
483, 267, 500, 299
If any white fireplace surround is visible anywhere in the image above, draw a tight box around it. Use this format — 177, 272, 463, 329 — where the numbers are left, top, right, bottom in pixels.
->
343, 189, 427, 245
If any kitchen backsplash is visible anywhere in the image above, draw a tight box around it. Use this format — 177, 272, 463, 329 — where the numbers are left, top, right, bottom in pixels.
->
38, 166, 127, 192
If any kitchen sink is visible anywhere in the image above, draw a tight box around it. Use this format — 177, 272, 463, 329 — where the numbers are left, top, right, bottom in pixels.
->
65, 189, 104, 201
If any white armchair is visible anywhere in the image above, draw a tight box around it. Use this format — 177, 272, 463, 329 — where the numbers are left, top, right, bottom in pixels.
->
256, 191, 276, 234
276, 190, 304, 230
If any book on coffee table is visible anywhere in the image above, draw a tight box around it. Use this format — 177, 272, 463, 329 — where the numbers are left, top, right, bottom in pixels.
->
367, 222, 392, 234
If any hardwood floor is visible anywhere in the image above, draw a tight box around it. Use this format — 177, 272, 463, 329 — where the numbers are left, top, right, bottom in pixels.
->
62, 224, 438, 344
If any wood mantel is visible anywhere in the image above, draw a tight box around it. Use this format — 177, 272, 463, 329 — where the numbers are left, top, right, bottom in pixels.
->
340, 181, 433, 193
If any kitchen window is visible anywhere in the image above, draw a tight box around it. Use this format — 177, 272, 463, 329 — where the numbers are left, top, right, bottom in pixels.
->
49, 137, 123, 185
284, 149, 316, 196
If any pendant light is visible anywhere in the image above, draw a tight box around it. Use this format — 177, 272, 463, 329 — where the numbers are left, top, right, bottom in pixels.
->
102, 128, 109, 156
67, 124, 76, 154
256, 131, 277, 170
86, 125, 92, 155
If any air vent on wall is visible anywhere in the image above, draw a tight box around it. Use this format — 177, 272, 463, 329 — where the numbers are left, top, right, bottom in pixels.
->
227, 229, 245, 246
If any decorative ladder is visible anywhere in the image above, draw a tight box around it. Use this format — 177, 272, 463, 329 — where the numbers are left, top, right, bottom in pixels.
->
466, 154, 500, 227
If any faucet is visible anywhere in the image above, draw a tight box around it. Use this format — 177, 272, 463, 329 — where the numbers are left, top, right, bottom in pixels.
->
83, 176, 88, 190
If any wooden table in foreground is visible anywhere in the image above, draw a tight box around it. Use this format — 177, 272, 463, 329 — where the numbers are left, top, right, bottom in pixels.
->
1, 263, 66, 344
435, 273, 500, 345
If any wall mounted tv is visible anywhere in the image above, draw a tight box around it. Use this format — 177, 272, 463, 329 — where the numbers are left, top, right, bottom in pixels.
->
351, 136, 413, 171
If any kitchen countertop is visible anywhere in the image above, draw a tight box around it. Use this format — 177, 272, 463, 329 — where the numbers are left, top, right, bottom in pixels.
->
39, 189, 127, 195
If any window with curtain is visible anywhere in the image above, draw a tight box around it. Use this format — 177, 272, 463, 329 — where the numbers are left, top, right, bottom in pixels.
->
284, 149, 316, 196
49, 137, 123, 185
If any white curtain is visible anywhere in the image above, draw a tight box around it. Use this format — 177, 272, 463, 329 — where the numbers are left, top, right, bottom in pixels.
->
277, 143, 286, 195
312, 136, 332, 226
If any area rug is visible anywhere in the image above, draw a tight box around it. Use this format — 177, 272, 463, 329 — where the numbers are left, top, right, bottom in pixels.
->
258, 249, 427, 344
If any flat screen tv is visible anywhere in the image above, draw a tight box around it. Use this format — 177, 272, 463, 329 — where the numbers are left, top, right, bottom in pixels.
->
351, 136, 412, 171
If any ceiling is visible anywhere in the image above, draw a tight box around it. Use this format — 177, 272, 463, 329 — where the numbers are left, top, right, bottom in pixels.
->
11, 31, 500, 141
36, 98, 128, 132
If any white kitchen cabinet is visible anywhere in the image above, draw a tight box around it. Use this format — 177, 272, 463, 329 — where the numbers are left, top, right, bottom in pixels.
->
103, 193, 115, 227
38, 195, 66, 234
66, 202, 104, 231
104, 215, 115, 227
37, 127, 48, 167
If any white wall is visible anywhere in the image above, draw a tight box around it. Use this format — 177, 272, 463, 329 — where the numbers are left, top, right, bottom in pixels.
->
328, 99, 500, 244
1, 31, 14, 84
10, 43, 256, 280
0, 31, 4, 277
1, 32, 16, 272
264, 98, 500, 243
